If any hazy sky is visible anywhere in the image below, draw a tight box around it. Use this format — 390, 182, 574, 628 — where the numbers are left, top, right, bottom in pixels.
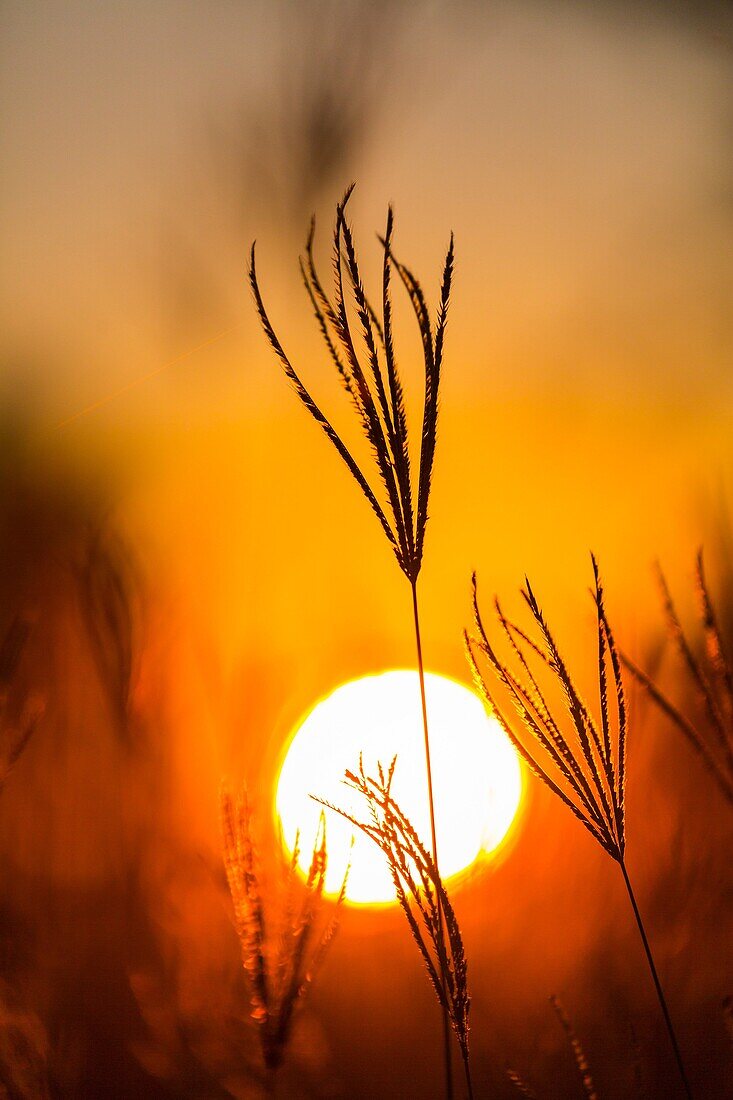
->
1, 6, 733, 1098
1, 0, 732, 411
1, 0, 732, 684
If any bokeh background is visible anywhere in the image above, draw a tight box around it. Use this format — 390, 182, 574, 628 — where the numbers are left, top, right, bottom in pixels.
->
1, 1, 732, 1096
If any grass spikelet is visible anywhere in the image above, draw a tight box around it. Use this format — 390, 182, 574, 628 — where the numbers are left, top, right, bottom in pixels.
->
0, 614, 43, 796
465, 555, 626, 864
465, 555, 693, 1099
220, 785, 346, 1077
622, 551, 733, 806
506, 998, 599, 1099
249, 186, 453, 585
316, 757, 474, 1100
506, 1067, 538, 1098
550, 996, 598, 1100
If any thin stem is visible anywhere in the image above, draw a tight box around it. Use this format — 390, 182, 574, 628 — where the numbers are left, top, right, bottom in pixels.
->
461, 1051, 475, 1100
411, 579, 454, 1100
619, 860, 693, 1100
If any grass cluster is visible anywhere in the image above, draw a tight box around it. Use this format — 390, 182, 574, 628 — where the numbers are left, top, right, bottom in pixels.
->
243, 191, 733, 1098
221, 787, 347, 1086
2, 189, 730, 1099
317, 756, 473, 1098
250, 185, 459, 1094
623, 551, 733, 806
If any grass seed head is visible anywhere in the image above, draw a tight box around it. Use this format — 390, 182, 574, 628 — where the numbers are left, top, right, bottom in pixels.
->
465, 555, 627, 862
249, 187, 454, 583
221, 785, 346, 1073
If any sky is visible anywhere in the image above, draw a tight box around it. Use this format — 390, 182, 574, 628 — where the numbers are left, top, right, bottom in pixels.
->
0, 2, 732, 1097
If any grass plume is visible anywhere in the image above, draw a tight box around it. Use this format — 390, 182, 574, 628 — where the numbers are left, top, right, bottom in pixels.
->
220, 786, 346, 1081
622, 551, 733, 806
508, 997, 598, 1099
465, 555, 693, 1099
249, 185, 453, 586
550, 995, 599, 1100
317, 757, 473, 1100
506, 1068, 538, 1098
250, 188, 457, 1095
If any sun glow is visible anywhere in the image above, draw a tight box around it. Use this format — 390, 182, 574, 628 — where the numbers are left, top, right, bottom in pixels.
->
275, 671, 523, 904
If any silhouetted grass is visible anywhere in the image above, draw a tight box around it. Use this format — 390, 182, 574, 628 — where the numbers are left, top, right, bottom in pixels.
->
623, 551, 733, 806
221, 786, 346, 1086
508, 996, 598, 1099
466, 555, 693, 1099
506, 1067, 538, 1099
250, 187, 457, 1097
249, 185, 452, 588
317, 756, 473, 1100
550, 995, 599, 1100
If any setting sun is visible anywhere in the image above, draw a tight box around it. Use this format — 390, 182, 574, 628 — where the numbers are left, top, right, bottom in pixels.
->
275, 671, 523, 904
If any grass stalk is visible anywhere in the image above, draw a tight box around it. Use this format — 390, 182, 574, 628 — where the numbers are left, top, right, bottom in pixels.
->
411, 578, 454, 1100
250, 189, 464, 1098
467, 556, 693, 1099
619, 860, 693, 1100
317, 757, 473, 1100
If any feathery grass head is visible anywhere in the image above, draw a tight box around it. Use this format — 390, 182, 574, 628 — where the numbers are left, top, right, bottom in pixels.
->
550, 996, 599, 1100
465, 554, 627, 862
249, 185, 454, 583
508, 997, 598, 1100
0, 613, 43, 796
622, 550, 733, 805
316, 756, 471, 1076
220, 785, 347, 1073
506, 1068, 539, 1098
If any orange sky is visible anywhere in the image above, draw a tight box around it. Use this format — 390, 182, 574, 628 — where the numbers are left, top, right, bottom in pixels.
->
1, 4, 732, 1096
1, 0, 731, 911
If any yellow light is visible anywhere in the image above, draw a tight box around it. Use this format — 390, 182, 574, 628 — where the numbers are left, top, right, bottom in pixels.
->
275, 670, 523, 904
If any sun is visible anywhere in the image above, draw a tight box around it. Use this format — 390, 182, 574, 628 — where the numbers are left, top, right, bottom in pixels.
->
275, 670, 523, 904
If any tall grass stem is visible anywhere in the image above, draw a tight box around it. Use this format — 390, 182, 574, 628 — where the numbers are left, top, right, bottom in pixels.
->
620, 860, 692, 1100
411, 579, 455, 1100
